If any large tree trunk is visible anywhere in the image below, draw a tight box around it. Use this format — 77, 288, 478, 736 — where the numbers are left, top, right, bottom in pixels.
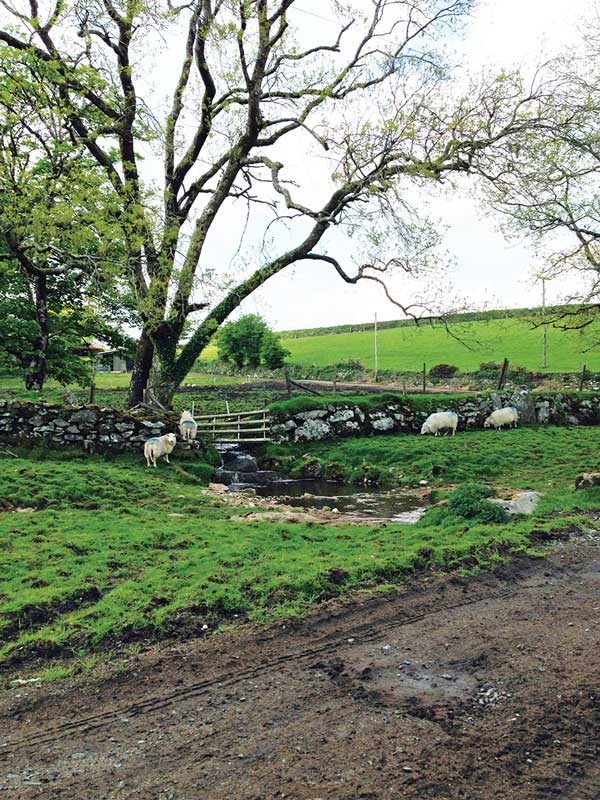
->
25, 273, 49, 391
143, 329, 181, 409
145, 358, 179, 409
125, 329, 154, 408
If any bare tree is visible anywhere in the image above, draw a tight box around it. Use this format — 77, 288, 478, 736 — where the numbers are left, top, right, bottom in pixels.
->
480, 16, 600, 331
0, 0, 547, 406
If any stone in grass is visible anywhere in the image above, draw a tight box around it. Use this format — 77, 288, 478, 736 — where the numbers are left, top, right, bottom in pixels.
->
575, 472, 600, 490
490, 491, 542, 515
300, 459, 323, 480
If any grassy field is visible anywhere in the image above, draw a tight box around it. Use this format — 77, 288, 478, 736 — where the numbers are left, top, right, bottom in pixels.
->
2, 427, 599, 677
0, 373, 264, 415
267, 425, 600, 489
277, 317, 600, 373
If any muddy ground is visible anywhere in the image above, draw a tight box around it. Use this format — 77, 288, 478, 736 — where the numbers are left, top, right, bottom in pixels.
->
1, 533, 599, 800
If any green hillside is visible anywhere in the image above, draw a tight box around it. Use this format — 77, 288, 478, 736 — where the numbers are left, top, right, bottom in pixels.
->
280, 316, 600, 373
281, 306, 566, 339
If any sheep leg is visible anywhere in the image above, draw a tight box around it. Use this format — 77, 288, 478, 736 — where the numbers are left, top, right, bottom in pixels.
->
165, 454, 170, 464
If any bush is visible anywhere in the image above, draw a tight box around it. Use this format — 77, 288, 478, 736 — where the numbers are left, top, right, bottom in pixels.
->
507, 365, 535, 388
429, 363, 459, 379
446, 483, 506, 523
476, 362, 501, 379
218, 314, 267, 369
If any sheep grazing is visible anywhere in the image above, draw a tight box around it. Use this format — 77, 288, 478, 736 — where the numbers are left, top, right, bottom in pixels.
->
484, 406, 519, 430
144, 433, 177, 468
179, 410, 198, 441
420, 411, 458, 436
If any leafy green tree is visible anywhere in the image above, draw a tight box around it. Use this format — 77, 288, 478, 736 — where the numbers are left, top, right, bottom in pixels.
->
219, 314, 276, 370
0, 51, 131, 389
260, 330, 289, 370
0, 255, 132, 387
0, 1, 549, 407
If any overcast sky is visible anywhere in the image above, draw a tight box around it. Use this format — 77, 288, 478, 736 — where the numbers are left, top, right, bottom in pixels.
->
228, 0, 591, 331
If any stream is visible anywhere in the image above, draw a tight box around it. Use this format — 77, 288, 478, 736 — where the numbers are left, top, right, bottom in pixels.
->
214, 446, 429, 523
250, 480, 429, 523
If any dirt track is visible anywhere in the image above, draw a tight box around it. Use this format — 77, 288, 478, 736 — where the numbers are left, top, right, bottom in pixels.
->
1, 533, 599, 799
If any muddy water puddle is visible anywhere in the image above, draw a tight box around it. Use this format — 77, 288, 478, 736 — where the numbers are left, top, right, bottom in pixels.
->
233, 480, 429, 523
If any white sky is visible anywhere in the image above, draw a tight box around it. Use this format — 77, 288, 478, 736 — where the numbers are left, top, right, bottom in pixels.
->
230, 0, 592, 331
3, 0, 589, 333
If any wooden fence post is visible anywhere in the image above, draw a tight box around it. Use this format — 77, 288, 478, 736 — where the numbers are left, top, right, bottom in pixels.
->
89, 356, 97, 405
579, 364, 587, 392
422, 363, 426, 393
497, 358, 509, 390
285, 370, 292, 397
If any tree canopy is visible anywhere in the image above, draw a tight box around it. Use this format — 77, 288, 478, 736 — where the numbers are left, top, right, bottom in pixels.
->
0, 48, 132, 388
481, 16, 600, 330
0, 1, 549, 406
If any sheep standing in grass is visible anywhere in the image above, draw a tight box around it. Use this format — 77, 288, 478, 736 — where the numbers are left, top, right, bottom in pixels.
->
421, 411, 458, 436
144, 433, 177, 467
179, 410, 198, 441
484, 407, 519, 430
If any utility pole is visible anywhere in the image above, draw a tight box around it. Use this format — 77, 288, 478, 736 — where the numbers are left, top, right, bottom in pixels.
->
541, 277, 548, 369
374, 313, 379, 382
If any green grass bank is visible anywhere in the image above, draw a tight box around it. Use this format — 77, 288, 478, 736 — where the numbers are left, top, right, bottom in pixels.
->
266, 425, 600, 488
1, 427, 599, 675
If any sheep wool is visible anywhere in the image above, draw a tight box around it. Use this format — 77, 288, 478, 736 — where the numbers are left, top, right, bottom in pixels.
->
179, 410, 198, 441
144, 433, 177, 467
420, 411, 458, 436
484, 407, 519, 430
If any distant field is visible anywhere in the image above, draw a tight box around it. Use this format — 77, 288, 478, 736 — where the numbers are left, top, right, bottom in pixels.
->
0, 373, 245, 413
278, 317, 600, 373
0, 373, 240, 393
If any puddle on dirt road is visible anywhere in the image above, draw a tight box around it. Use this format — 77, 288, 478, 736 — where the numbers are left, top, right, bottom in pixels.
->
313, 649, 477, 707
365, 662, 475, 700
231, 480, 429, 523
312, 645, 478, 707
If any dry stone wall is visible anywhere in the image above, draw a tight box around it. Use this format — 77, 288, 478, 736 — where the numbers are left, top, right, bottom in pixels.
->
271, 391, 600, 443
0, 400, 193, 454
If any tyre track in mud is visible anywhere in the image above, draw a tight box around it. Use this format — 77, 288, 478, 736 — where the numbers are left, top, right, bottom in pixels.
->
0, 584, 526, 754
2, 539, 599, 800
563, 762, 600, 800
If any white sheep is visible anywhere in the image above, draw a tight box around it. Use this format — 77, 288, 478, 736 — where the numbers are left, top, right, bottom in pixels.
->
144, 433, 177, 468
484, 406, 519, 430
420, 411, 458, 436
179, 409, 198, 441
